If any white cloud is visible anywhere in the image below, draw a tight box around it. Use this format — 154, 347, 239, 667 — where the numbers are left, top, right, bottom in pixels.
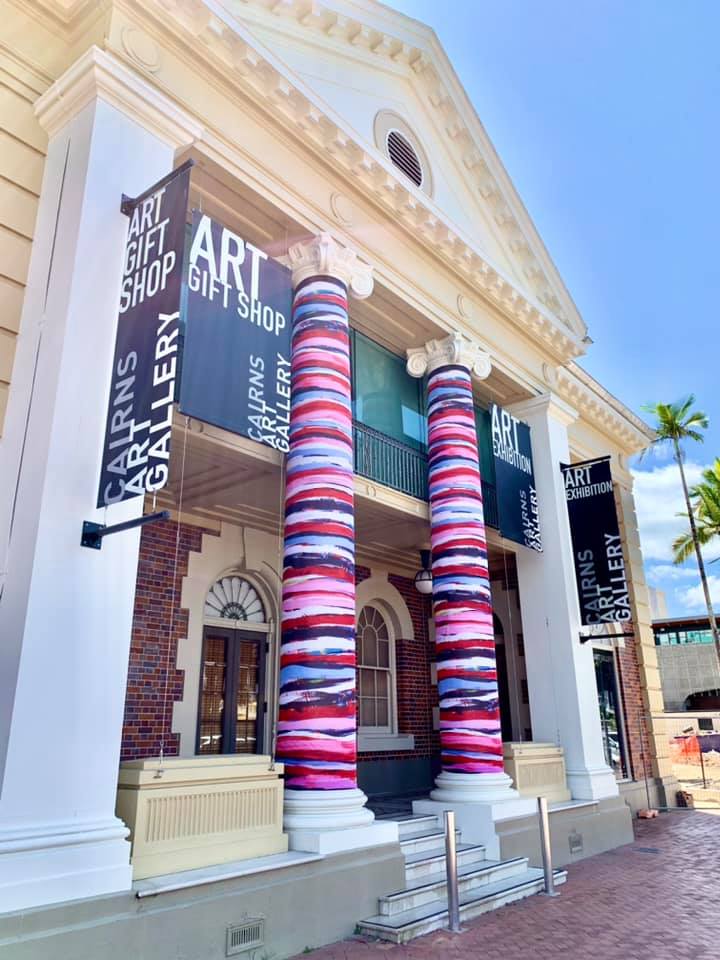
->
646, 563, 698, 582
631, 461, 705, 563
676, 576, 720, 614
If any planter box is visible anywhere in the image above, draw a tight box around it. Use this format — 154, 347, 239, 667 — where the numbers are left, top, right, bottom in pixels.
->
502, 742, 572, 803
117, 755, 288, 880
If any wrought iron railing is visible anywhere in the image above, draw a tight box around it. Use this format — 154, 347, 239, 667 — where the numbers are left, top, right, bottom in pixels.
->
352, 420, 499, 529
353, 420, 428, 501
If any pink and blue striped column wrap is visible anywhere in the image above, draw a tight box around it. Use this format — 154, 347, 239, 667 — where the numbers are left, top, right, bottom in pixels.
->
277, 275, 357, 791
427, 364, 503, 775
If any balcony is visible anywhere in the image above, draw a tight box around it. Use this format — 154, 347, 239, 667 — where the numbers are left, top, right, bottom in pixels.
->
353, 420, 498, 529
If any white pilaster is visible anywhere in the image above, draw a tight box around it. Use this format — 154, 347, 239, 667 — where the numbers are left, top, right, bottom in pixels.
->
0, 47, 201, 912
510, 394, 618, 801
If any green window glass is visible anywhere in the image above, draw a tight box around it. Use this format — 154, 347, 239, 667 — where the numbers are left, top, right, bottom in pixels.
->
474, 406, 496, 484
351, 331, 426, 449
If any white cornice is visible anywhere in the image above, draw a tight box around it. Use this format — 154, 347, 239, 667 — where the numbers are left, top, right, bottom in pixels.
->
122, 0, 584, 364
34, 45, 204, 146
222, 0, 585, 339
556, 363, 655, 454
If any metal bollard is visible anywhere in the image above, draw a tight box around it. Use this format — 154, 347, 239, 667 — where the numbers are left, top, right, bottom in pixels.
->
444, 810, 461, 932
537, 796, 559, 897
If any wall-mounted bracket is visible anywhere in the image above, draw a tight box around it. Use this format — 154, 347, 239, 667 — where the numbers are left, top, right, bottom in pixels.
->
579, 629, 634, 645
81, 510, 170, 550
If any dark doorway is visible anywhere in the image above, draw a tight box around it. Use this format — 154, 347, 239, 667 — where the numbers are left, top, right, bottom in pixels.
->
495, 643, 513, 742
196, 626, 266, 755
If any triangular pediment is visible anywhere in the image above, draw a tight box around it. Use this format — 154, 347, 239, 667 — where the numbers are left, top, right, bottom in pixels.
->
222, 0, 586, 340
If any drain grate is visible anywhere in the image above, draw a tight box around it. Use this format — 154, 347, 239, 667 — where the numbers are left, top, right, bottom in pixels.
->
635, 847, 660, 854
226, 919, 265, 956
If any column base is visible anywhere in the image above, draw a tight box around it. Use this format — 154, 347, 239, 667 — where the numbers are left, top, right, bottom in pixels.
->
566, 764, 619, 801
284, 788, 399, 854
0, 817, 132, 913
414, 772, 538, 860
429, 770, 522, 804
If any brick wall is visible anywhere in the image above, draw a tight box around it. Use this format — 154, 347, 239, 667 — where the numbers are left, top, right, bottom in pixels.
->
120, 519, 214, 761
356, 565, 438, 764
616, 627, 653, 782
121, 548, 436, 764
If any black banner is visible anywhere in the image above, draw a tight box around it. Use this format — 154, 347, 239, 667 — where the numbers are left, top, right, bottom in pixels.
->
490, 403, 542, 551
561, 457, 631, 625
178, 210, 292, 452
97, 163, 191, 507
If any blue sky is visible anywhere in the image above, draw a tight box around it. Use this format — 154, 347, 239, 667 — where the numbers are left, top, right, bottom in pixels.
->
388, 0, 720, 616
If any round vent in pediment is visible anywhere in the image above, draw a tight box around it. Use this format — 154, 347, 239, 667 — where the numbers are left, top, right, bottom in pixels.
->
374, 110, 433, 196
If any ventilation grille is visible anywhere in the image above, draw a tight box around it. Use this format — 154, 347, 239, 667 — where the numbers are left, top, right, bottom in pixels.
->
386, 129, 423, 187
226, 919, 264, 956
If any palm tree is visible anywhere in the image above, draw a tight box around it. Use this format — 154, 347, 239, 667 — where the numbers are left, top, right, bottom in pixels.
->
643, 397, 720, 665
673, 459, 720, 565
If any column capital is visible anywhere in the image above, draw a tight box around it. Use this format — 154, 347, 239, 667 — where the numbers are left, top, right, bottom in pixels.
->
406, 332, 492, 380
287, 233, 373, 298
35, 46, 203, 147
509, 392, 578, 428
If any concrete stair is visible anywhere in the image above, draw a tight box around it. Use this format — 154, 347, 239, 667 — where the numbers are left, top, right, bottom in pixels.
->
357, 814, 567, 943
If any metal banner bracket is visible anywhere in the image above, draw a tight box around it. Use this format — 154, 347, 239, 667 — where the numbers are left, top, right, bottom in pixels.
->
80, 510, 170, 550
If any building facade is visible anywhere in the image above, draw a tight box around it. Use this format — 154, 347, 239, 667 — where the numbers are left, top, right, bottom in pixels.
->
654, 614, 720, 711
0, 1, 676, 956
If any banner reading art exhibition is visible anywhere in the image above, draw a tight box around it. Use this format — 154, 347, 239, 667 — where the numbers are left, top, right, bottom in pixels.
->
490, 403, 542, 552
97, 163, 191, 507
561, 457, 631, 625
178, 211, 293, 452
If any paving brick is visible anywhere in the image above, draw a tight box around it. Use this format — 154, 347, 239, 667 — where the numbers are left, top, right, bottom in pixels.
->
294, 813, 720, 960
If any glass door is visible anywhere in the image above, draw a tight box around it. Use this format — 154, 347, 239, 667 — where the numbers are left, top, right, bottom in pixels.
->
196, 627, 266, 754
593, 648, 629, 779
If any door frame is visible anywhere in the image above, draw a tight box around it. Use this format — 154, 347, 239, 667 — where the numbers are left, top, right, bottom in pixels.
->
195, 624, 268, 755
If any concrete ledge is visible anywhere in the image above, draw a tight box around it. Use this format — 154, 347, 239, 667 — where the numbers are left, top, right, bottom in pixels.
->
497, 794, 634, 868
0, 843, 405, 960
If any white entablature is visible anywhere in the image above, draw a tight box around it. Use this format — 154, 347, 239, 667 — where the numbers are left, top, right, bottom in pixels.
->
76, 0, 585, 365
224, 0, 584, 337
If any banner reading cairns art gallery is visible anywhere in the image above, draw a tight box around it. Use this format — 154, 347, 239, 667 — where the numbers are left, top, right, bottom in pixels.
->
178, 210, 292, 452
490, 403, 542, 552
561, 457, 631, 625
97, 163, 191, 507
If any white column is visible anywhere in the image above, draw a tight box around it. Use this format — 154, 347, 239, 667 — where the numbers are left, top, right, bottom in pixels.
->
511, 394, 618, 801
0, 48, 200, 912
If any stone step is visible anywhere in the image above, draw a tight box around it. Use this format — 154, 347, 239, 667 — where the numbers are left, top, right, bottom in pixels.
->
358, 868, 568, 944
379, 857, 529, 916
403, 843, 486, 884
396, 816, 440, 840
399, 829, 461, 856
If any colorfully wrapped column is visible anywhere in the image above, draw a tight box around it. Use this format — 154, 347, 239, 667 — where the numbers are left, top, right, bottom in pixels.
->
407, 334, 517, 802
279, 234, 377, 835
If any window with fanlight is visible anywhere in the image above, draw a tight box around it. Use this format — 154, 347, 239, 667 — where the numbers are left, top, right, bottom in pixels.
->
357, 604, 394, 732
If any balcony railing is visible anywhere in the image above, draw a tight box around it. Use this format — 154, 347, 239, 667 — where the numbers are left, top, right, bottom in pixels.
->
352, 420, 498, 529
353, 420, 428, 501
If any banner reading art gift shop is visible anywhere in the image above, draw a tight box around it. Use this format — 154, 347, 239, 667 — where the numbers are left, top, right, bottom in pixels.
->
97, 163, 191, 507
561, 457, 631, 625
178, 211, 292, 452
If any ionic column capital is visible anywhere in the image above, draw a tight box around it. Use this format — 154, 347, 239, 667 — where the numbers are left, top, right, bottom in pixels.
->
287, 233, 373, 299
406, 332, 492, 380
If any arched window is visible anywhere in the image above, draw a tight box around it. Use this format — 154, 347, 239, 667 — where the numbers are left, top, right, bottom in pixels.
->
357, 605, 393, 732
204, 575, 265, 623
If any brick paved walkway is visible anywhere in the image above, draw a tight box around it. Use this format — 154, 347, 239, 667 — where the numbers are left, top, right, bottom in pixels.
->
296, 812, 720, 960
